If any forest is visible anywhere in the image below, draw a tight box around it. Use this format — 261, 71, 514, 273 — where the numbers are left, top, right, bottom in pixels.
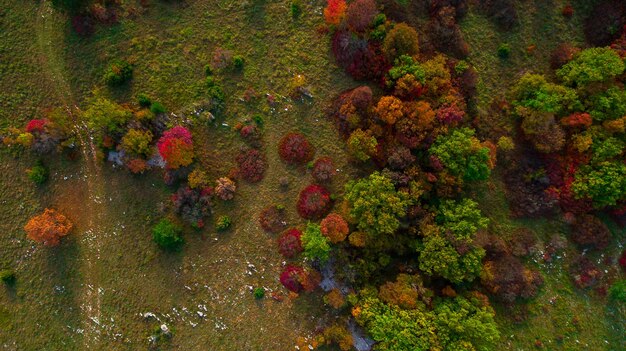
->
0, 0, 624, 350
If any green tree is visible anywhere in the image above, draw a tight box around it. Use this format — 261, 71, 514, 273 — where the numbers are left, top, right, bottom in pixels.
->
301, 223, 331, 262
557, 47, 624, 87
345, 172, 413, 236
587, 86, 626, 121
120, 129, 153, 157
347, 129, 378, 162
572, 161, 626, 208
152, 219, 184, 251
429, 128, 491, 181
511, 73, 580, 114
83, 98, 132, 135
418, 199, 488, 283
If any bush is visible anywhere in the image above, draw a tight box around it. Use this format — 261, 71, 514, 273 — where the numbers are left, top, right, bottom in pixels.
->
104, 60, 133, 86
236, 149, 267, 183
481, 255, 543, 302
382, 23, 419, 62
215, 215, 232, 232
83, 98, 132, 135
497, 43, 511, 59
320, 213, 349, 243
297, 184, 332, 219
312, 157, 337, 183
0, 270, 16, 285
152, 218, 184, 251
280, 265, 306, 292
171, 186, 213, 226
347, 129, 377, 162
27, 161, 48, 185
427, 6, 469, 58
570, 214, 611, 250
374, 96, 404, 125
290, 0, 302, 18
278, 228, 304, 258
572, 161, 626, 208
150, 101, 167, 114
259, 205, 287, 233
215, 177, 236, 200
232, 55, 244, 71
569, 256, 603, 289
302, 223, 332, 262
137, 93, 152, 107
345, 0, 377, 33
24, 209, 73, 246
157, 126, 194, 169
253, 287, 265, 299
120, 129, 153, 157
278, 132, 315, 165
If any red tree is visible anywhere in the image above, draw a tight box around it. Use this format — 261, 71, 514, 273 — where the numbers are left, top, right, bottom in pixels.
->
278, 132, 315, 165
157, 126, 194, 169
297, 184, 332, 219
278, 228, 304, 258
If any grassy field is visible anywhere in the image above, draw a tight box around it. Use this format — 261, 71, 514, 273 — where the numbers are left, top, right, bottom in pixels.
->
1, 0, 358, 349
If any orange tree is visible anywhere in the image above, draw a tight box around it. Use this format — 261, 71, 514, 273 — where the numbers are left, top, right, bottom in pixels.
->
24, 209, 73, 246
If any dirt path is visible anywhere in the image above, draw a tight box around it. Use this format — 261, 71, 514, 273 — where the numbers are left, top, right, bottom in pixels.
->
35, 2, 105, 349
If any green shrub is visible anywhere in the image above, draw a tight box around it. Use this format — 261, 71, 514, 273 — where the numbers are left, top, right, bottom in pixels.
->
215, 216, 232, 232
83, 98, 132, 134
0, 269, 16, 285
454, 60, 469, 74
27, 161, 48, 185
290, 0, 302, 18
497, 44, 511, 59
204, 64, 213, 76
152, 219, 184, 251
302, 223, 331, 263
137, 93, 152, 108
150, 102, 166, 115
252, 114, 264, 128
104, 60, 133, 86
233, 56, 245, 71
609, 279, 626, 303
253, 287, 265, 299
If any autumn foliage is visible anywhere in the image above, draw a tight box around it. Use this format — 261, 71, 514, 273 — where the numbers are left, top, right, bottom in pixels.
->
236, 149, 267, 183
157, 126, 194, 169
278, 132, 315, 165
324, 0, 347, 26
297, 184, 332, 219
278, 228, 304, 258
320, 213, 349, 243
25, 209, 73, 246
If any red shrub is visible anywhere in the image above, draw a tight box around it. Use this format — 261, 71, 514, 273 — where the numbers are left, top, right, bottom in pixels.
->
345, 0, 377, 33
236, 149, 267, 183
157, 126, 194, 169
619, 250, 626, 270
297, 184, 332, 219
259, 205, 287, 234
481, 255, 543, 302
436, 104, 465, 125
560, 112, 592, 128
278, 132, 314, 165
312, 157, 337, 183
570, 256, 604, 289
278, 228, 303, 258
332, 30, 389, 81
280, 265, 305, 293
320, 213, 349, 243
240, 124, 262, 147
324, 0, 347, 26
25, 119, 48, 133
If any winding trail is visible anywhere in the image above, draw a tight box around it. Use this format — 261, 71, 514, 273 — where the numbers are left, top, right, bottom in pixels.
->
35, 2, 105, 348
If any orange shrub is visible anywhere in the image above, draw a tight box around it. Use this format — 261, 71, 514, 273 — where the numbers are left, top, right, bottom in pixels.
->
24, 209, 73, 246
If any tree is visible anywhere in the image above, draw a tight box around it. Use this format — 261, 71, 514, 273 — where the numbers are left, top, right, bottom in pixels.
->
324, 0, 347, 26
24, 209, 73, 246
302, 223, 332, 263
83, 98, 132, 135
215, 177, 236, 200
345, 0, 378, 33
157, 126, 194, 169
236, 149, 267, 183
278, 228, 304, 258
320, 213, 349, 243
382, 23, 419, 62
511, 73, 580, 115
429, 128, 492, 181
278, 132, 315, 165
120, 129, 153, 157
557, 47, 624, 87
347, 129, 378, 162
152, 218, 184, 251
386, 55, 425, 89
297, 184, 332, 219
418, 199, 488, 283
572, 161, 626, 208
187, 169, 210, 189
312, 157, 337, 183
345, 171, 412, 236
374, 96, 404, 125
